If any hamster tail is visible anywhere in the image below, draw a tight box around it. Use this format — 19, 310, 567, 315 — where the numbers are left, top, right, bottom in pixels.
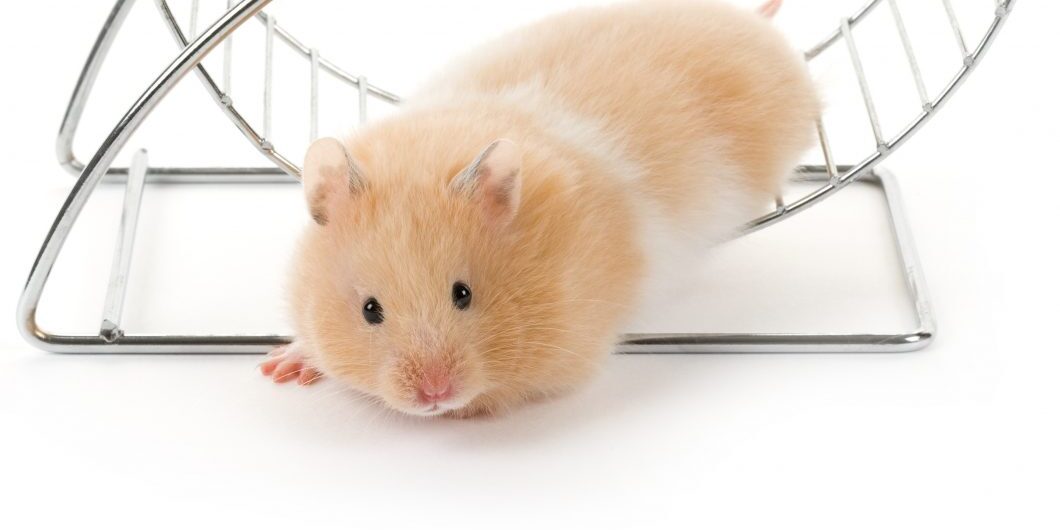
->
758, 0, 783, 18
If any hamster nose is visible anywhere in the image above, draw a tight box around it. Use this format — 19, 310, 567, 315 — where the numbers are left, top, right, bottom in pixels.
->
417, 376, 453, 404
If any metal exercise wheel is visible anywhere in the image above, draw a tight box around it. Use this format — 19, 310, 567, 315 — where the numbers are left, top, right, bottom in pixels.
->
19, 0, 1016, 353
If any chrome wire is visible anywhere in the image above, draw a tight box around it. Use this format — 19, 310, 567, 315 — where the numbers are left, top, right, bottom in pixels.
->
22, 0, 1016, 353
250, 11, 400, 103
100, 149, 148, 343
358, 75, 368, 125
263, 14, 274, 148
942, 0, 971, 62
804, 0, 883, 60
816, 119, 839, 186
21, 0, 279, 353
222, 0, 234, 96
146, 0, 404, 179
149, 0, 1012, 234
886, 0, 931, 110
188, 0, 199, 37
310, 48, 320, 141
841, 16, 885, 151
741, 0, 1016, 236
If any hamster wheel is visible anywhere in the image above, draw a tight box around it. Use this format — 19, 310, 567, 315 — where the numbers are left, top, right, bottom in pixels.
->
19, 0, 1016, 353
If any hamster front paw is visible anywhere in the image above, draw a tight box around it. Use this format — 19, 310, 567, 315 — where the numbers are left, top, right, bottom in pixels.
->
259, 341, 324, 385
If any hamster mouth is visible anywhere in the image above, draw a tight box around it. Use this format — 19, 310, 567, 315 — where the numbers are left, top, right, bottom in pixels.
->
421, 404, 447, 416
411, 400, 463, 417
401, 395, 475, 417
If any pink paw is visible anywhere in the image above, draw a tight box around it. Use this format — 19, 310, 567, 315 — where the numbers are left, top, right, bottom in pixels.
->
259, 342, 324, 385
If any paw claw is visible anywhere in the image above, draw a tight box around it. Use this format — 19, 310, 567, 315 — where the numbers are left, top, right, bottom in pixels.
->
260, 342, 322, 386
297, 367, 322, 385
258, 355, 283, 375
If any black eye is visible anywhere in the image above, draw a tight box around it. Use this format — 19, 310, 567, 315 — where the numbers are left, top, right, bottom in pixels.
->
362, 297, 384, 325
452, 282, 472, 310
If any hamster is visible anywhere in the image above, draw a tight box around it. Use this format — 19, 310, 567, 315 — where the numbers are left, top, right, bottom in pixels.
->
259, 0, 818, 418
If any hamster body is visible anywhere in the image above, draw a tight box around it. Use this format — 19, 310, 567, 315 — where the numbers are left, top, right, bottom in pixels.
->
260, 0, 818, 417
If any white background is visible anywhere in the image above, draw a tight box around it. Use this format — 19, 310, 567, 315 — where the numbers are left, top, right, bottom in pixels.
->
1, 1, 1058, 529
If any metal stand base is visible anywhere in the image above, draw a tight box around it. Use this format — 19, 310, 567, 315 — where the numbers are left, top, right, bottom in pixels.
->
620, 169, 934, 354
24, 0, 1005, 355
18, 165, 933, 354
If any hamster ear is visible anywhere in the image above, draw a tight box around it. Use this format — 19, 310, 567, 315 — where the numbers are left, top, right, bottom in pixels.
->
450, 139, 522, 226
302, 137, 366, 225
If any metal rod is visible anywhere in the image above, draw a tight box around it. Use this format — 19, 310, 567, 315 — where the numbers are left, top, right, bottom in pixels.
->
620, 170, 935, 353
942, 0, 970, 62
24, 0, 1017, 354
358, 75, 368, 125
149, 0, 1011, 231
19, 0, 273, 353
62, 0, 1011, 190
156, 0, 298, 176
816, 118, 839, 185
263, 13, 274, 147
188, 0, 199, 37
886, 0, 931, 110
741, 1, 1015, 237
56, 0, 137, 176
251, 12, 402, 104
100, 149, 148, 343
840, 16, 886, 151
223, 0, 234, 97
805, 0, 883, 60
310, 48, 319, 141
24, 169, 935, 353
60, 0, 402, 182
876, 169, 936, 341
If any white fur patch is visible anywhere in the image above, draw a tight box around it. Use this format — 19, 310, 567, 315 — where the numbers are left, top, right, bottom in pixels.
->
493, 82, 646, 185
421, 81, 646, 186
631, 146, 762, 312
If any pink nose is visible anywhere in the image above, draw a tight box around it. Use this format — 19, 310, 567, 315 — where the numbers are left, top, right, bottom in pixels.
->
417, 377, 453, 404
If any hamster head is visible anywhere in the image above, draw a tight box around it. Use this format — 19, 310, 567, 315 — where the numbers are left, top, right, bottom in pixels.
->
292, 134, 572, 417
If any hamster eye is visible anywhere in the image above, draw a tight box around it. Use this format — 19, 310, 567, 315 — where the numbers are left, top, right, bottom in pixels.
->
452, 282, 472, 310
362, 298, 384, 325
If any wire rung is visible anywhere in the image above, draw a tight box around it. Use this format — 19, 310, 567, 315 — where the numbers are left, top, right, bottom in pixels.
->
840, 16, 886, 152
188, 0, 199, 38
358, 75, 369, 125
263, 14, 275, 142
815, 119, 840, 185
310, 48, 320, 141
886, 0, 931, 111
222, 0, 234, 96
100, 149, 148, 343
941, 0, 972, 65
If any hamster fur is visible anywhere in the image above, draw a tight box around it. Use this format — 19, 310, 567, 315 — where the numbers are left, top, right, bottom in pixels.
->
259, 0, 819, 418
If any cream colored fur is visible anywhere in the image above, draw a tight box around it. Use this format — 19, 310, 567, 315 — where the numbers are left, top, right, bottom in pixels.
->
274, 0, 819, 417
